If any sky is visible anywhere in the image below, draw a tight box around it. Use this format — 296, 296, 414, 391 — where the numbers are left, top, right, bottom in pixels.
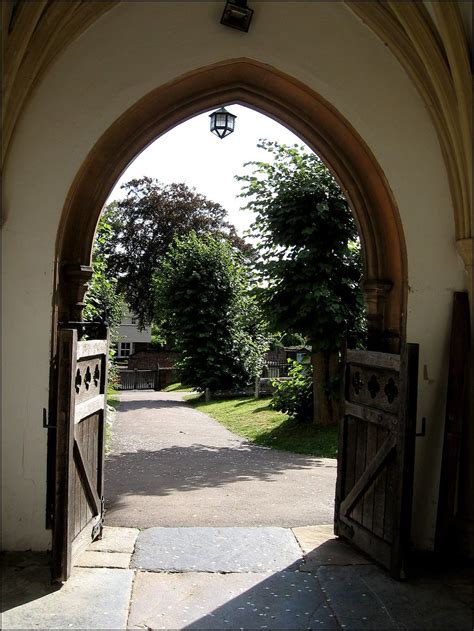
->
107, 104, 311, 236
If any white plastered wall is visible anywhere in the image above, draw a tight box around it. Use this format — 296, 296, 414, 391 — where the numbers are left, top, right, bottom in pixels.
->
1, 1, 466, 551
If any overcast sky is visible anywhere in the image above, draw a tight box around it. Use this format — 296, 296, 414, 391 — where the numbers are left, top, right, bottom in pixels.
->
107, 104, 311, 236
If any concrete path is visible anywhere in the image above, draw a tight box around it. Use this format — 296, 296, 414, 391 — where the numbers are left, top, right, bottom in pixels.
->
104, 391, 337, 528
2, 526, 472, 630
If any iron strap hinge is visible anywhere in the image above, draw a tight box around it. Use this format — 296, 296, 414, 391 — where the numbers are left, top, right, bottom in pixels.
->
91, 497, 106, 540
416, 417, 426, 437
43, 408, 56, 429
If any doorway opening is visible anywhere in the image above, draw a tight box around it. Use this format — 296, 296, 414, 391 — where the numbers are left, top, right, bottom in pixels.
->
51, 59, 409, 581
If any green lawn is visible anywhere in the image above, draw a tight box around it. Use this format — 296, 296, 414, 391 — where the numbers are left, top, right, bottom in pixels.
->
190, 396, 338, 458
107, 386, 121, 411
105, 387, 120, 456
163, 382, 195, 392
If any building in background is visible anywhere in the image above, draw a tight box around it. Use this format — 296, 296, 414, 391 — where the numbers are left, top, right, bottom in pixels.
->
116, 309, 152, 360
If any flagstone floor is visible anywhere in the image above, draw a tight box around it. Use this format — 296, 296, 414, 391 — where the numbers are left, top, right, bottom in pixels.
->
2, 526, 472, 630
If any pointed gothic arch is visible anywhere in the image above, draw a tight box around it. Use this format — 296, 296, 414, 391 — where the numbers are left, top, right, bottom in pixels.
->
55, 58, 407, 350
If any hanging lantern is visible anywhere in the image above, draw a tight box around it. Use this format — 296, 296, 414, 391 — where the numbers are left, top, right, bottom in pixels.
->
220, 0, 254, 33
209, 107, 236, 139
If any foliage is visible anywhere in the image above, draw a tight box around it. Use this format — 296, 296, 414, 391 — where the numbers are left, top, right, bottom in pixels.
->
190, 396, 337, 458
270, 360, 313, 422
150, 322, 167, 349
163, 382, 194, 392
82, 257, 125, 332
97, 178, 252, 328
154, 233, 268, 392
236, 140, 366, 352
270, 331, 308, 349
84, 212, 126, 390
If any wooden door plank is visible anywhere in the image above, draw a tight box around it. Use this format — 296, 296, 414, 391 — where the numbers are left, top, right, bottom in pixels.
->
74, 394, 105, 423
390, 343, 419, 576
344, 417, 358, 500
52, 329, 78, 582
76, 339, 108, 360
74, 436, 101, 515
335, 344, 419, 578
436, 293, 470, 551
53, 326, 109, 582
347, 349, 400, 371
352, 420, 368, 524
372, 425, 387, 539
362, 421, 378, 532
340, 434, 396, 517
345, 401, 396, 429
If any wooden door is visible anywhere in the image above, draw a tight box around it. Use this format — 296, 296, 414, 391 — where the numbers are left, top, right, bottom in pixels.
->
335, 344, 419, 578
52, 327, 109, 581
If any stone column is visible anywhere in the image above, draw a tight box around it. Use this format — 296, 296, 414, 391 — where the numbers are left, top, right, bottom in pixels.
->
60, 264, 94, 322
455, 238, 474, 558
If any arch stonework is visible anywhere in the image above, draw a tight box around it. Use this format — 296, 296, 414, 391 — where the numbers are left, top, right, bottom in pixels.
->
56, 58, 407, 350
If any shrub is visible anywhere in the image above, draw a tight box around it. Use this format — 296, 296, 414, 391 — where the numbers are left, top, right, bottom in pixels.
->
270, 359, 313, 422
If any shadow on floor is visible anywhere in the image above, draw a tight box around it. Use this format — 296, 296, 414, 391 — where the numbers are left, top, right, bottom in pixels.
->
127, 552, 473, 630
105, 443, 330, 501
1, 554, 59, 613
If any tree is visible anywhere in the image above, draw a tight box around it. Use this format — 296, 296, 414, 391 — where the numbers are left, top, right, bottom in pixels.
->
83, 213, 125, 334
84, 212, 126, 388
97, 177, 251, 328
153, 232, 268, 392
236, 140, 365, 425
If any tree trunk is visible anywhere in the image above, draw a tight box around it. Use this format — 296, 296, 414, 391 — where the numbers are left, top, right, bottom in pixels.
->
312, 349, 340, 426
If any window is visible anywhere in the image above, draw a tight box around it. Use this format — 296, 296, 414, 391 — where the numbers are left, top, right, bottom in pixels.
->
131, 318, 137, 324
119, 342, 132, 357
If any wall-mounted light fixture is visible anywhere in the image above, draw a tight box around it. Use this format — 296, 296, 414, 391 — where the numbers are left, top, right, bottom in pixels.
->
220, 0, 254, 33
209, 107, 237, 139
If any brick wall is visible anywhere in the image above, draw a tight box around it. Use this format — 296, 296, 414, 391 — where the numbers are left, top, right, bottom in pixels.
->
128, 350, 182, 370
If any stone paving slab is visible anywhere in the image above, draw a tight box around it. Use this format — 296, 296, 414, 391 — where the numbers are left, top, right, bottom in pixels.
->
75, 550, 131, 569
316, 564, 473, 630
301, 541, 372, 570
131, 527, 303, 573
1, 566, 134, 629
293, 525, 372, 569
88, 525, 139, 553
292, 524, 335, 553
128, 569, 338, 630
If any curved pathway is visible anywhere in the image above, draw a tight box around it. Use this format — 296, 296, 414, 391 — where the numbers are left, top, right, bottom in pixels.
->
104, 391, 337, 528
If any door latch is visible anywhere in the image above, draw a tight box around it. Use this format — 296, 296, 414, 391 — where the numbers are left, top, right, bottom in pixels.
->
42, 408, 56, 429
416, 417, 426, 437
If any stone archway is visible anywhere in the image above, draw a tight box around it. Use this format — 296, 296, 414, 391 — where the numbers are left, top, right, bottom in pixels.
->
55, 58, 407, 350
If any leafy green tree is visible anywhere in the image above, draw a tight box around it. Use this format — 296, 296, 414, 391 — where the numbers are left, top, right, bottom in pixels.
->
97, 178, 251, 328
83, 213, 125, 333
154, 232, 268, 392
270, 359, 313, 422
84, 213, 126, 388
237, 140, 366, 425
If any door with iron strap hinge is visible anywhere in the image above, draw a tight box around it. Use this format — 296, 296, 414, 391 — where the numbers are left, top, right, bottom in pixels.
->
52, 327, 109, 582
335, 344, 419, 578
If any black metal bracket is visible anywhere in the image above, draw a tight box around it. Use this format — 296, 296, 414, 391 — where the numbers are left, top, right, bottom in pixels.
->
221, 0, 254, 32
416, 417, 426, 437
92, 497, 106, 540
43, 408, 56, 429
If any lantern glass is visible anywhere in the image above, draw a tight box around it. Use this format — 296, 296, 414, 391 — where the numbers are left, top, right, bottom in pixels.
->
209, 107, 237, 139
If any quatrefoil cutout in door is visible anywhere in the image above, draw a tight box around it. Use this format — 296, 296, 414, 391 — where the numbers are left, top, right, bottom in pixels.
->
84, 366, 92, 390
93, 363, 100, 387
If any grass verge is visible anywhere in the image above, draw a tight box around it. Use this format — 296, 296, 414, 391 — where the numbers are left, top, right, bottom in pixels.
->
163, 382, 195, 392
190, 396, 337, 458
105, 386, 120, 456
107, 386, 121, 411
